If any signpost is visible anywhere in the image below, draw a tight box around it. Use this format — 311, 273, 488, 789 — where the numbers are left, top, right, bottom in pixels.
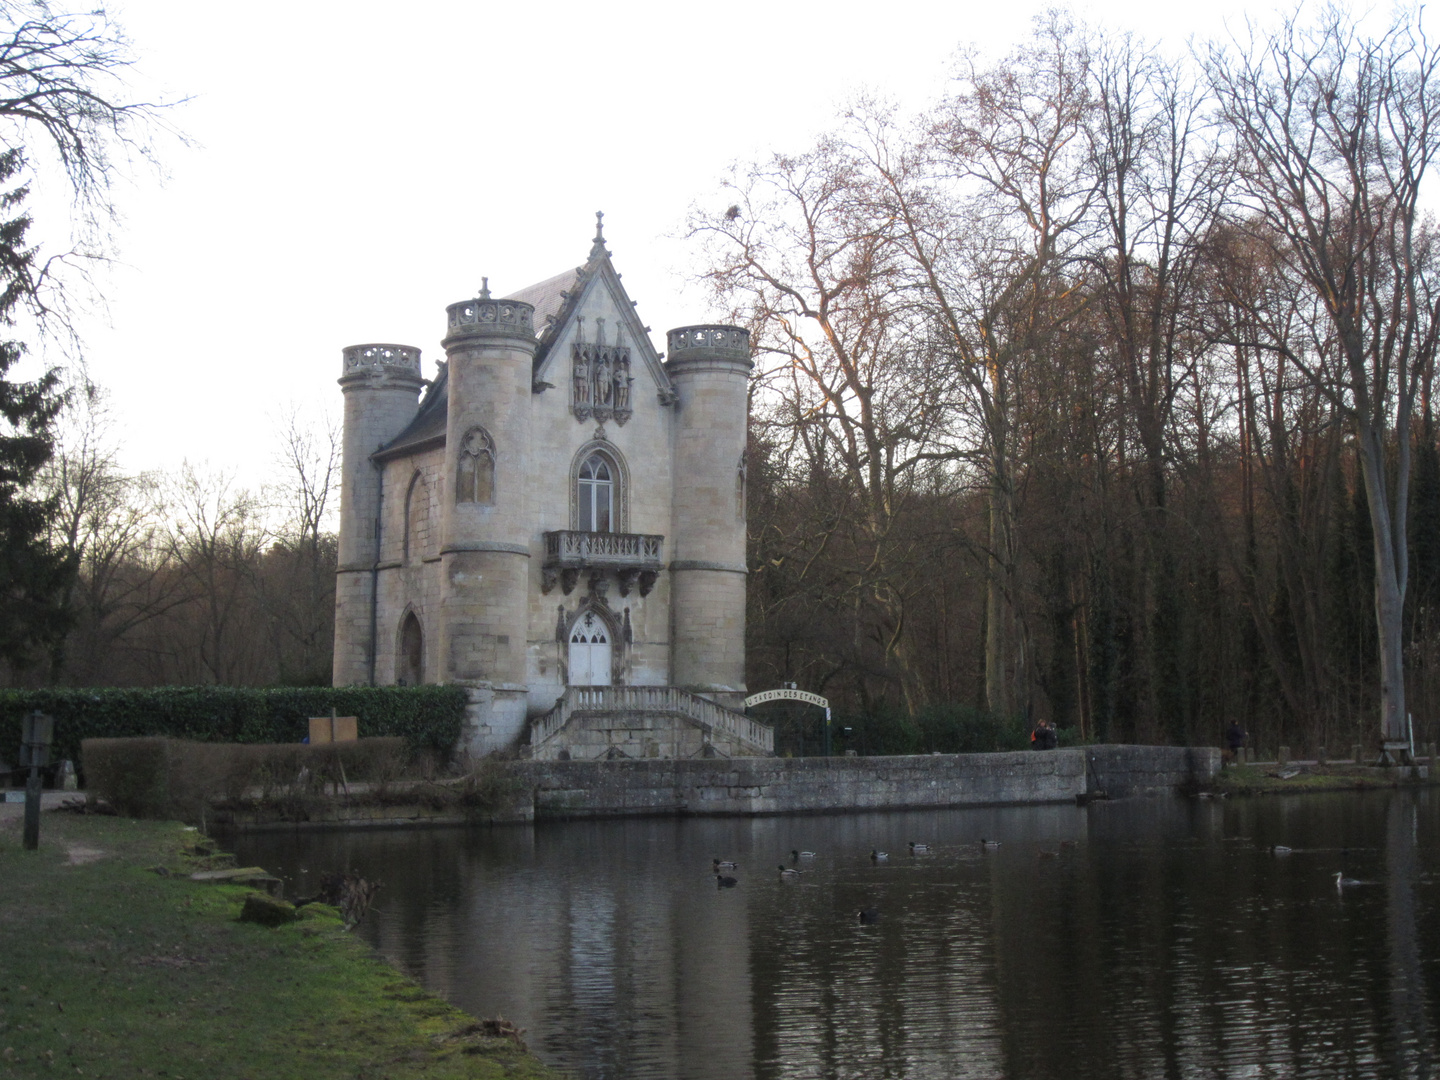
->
743, 688, 832, 756
20, 711, 54, 851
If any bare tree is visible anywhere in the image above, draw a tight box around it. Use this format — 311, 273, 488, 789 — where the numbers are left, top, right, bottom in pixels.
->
0, 4, 174, 683
1207, 6, 1440, 757
41, 376, 160, 680
1081, 34, 1231, 741
693, 135, 962, 712
0, 3, 172, 315
258, 407, 340, 683
161, 462, 268, 685
903, 14, 1097, 717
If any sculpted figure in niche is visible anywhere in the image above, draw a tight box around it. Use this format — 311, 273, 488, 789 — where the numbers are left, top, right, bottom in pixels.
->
457, 427, 495, 505
594, 349, 612, 407
573, 347, 590, 410
614, 354, 631, 410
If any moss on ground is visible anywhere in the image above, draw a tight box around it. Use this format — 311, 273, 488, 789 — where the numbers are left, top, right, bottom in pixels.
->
1212, 762, 1433, 795
0, 811, 567, 1080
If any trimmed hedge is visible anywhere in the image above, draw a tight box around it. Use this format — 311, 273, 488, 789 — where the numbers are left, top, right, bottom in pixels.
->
0, 685, 468, 770
82, 736, 411, 821
830, 702, 1034, 756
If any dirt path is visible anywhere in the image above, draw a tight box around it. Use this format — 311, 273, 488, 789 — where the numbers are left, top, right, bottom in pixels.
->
0, 789, 79, 823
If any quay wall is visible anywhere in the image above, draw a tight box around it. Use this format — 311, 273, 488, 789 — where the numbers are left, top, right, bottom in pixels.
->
509, 745, 1219, 821
213, 745, 1220, 830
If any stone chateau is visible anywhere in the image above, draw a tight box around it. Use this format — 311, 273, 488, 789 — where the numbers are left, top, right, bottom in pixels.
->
332, 217, 772, 760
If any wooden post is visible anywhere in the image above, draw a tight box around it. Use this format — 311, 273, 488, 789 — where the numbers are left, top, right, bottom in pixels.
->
22, 770, 41, 850
20, 711, 53, 851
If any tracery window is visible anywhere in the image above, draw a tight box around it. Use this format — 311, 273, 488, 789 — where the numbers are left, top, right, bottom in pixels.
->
577, 452, 615, 533
456, 427, 495, 505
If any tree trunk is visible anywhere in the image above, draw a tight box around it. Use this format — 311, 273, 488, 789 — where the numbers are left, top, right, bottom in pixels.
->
985, 453, 1014, 718
1357, 424, 1410, 748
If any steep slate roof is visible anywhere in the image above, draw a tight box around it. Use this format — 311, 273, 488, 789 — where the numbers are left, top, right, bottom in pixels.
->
374, 361, 448, 460
374, 218, 665, 461
506, 266, 584, 369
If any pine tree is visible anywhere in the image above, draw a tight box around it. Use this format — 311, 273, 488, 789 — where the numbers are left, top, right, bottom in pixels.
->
0, 146, 72, 670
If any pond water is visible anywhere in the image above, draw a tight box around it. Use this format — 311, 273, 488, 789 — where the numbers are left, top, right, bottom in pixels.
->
229, 790, 1440, 1080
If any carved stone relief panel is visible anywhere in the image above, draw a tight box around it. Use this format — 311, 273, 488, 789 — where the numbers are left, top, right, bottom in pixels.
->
456, 426, 496, 505
570, 317, 634, 425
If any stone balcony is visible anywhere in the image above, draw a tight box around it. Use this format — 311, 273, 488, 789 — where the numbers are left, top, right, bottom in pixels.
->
541, 530, 664, 597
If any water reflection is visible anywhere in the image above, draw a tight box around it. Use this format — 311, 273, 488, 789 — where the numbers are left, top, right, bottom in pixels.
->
230, 790, 1440, 1080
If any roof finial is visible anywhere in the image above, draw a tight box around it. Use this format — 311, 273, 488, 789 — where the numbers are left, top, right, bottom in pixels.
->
478, 276, 491, 300
590, 210, 608, 259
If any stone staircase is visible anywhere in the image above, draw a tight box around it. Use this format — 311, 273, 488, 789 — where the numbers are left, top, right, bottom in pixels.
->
528, 685, 774, 760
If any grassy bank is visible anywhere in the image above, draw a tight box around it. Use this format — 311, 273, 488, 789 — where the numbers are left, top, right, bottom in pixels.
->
1212, 762, 1434, 795
0, 810, 566, 1079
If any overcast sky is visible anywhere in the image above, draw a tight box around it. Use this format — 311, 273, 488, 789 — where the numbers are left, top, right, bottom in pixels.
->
30, 0, 1404, 492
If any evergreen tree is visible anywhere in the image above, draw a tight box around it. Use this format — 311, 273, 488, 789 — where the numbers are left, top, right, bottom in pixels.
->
0, 146, 71, 669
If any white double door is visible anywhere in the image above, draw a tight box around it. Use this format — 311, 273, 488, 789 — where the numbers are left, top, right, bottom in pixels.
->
568, 611, 612, 686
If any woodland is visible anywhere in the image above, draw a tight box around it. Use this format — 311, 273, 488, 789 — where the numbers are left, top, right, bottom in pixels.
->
700, 8, 1440, 757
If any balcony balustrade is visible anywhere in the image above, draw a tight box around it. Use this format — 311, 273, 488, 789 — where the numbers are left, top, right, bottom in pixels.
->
541, 530, 664, 596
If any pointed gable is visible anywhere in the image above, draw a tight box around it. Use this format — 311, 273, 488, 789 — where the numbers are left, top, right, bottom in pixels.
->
507, 215, 673, 405
376, 216, 675, 462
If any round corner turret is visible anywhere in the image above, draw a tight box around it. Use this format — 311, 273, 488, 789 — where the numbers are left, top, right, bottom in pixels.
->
340, 343, 424, 386
334, 341, 427, 687
664, 325, 752, 374
665, 324, 752, 698
443, 295, 537, 349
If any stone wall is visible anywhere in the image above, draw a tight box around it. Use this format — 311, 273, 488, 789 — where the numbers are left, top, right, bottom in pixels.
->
460, 685, 529, 758
1085, 744, 1218, 797
502, 745, 1218, 820
215, 745, 1223, 831
529, 709, 761, 763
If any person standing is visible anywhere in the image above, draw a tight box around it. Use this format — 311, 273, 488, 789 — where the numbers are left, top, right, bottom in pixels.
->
1225, 720, 1247, 763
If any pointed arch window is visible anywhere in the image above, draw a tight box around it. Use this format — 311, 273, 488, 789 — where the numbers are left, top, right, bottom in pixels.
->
577, 452, 615, 533
457, 427, 495, 505
398, 612, 424, 686
404, 472, 427, 564
736, 451, 748, 521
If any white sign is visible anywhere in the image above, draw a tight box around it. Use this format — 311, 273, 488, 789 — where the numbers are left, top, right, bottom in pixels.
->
744, 688, 830, 710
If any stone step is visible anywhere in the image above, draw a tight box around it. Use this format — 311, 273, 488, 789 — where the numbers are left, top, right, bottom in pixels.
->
189, 867, 283, 895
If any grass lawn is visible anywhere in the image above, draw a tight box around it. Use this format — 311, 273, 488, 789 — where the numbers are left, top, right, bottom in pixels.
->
0, 809, 567, 1080
1212, 762, 1432, 795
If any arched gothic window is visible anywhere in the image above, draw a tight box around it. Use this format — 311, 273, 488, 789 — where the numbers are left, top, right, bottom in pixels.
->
736, 451, 748, 521
457, 427, 495, 505
398, 611, 424, 686
404, 472, 427, 563
577, 452, 615, 533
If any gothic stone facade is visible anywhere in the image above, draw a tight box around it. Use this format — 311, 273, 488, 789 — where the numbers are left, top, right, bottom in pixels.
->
332, 223, 753, 756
